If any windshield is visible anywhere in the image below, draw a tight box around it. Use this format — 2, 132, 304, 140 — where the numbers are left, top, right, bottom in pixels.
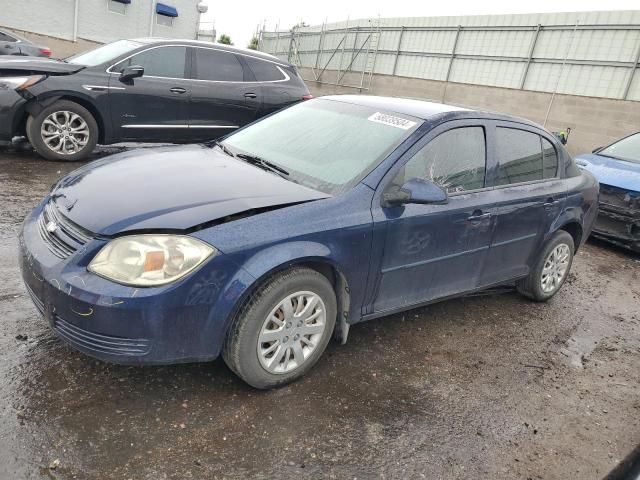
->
67, 40, 143, 66
221, 99, 421, 195
599, 133, 640, 165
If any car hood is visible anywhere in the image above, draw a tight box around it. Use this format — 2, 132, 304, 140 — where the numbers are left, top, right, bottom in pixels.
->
0, 57, 84, 74
575, 153, 640, 192
50, 145, 330, 236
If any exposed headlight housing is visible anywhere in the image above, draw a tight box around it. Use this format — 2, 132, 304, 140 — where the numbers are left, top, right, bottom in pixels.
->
88, 235, 216, 287
0, 75, 45, 91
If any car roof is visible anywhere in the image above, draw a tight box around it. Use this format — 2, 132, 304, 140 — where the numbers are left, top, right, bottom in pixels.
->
321, 94, 542, 127
130, 38, 290, 66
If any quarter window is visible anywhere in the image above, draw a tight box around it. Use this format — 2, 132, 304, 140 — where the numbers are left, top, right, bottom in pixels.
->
114, 46, 187, 79
393, 127, 486, 194
194, 48, 244, 82
243, 56, 286, 82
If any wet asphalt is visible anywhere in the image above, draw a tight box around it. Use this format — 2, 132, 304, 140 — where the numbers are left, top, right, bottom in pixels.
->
0, 144, 639, 480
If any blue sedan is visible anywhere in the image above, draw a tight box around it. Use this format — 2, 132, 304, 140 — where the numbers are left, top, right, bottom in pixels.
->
20, 96, 598, 388
575, 132, 640, 252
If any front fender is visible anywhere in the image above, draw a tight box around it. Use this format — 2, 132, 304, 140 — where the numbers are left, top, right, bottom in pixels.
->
240, 241, 334, 279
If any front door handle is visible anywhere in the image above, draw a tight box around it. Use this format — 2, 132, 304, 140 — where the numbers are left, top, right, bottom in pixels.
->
467, 212, 491, 223
244, 92, 257, 99
170, 87, 187, 94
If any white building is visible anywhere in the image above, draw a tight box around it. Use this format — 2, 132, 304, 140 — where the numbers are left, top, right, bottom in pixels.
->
0, 0, 204, 56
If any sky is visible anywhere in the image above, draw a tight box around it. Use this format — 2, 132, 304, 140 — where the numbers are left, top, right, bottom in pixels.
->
199, 0, 639, 49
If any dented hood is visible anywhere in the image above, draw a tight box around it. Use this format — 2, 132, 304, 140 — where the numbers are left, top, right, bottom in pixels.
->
0, 57, 85, 74
51, 145, 329, 236
575, 153, 640, 192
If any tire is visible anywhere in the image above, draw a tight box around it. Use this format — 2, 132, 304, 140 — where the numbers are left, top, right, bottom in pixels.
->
26, 100, 98, 161
516, 230, 575, 302
223, 267, 337, 389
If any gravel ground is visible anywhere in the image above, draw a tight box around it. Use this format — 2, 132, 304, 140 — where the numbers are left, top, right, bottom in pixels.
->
0, 145, 638, 479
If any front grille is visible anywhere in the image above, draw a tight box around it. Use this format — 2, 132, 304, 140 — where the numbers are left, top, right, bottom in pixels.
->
54, 316, 151, 357
37, 200, 94, 259
599, 184, 640, 215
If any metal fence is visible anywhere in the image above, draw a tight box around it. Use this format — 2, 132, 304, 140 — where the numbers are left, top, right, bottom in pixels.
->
258, 11, 640, 101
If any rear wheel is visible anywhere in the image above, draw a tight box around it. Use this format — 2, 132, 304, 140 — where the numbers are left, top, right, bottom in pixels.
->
223, 267, 336, 389
516, 230, 574, 302
27, 100, 98, 161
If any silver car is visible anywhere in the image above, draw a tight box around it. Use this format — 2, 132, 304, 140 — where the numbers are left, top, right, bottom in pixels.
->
0, 28, 50, 57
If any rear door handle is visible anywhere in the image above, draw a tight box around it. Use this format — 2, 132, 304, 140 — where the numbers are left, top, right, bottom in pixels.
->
467, 212, 491, 223
244, 92, 257, 99
170, 87, 187, 94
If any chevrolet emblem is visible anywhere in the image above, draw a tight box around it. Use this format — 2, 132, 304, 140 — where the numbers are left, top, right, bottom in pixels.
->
45, 221, 58, 233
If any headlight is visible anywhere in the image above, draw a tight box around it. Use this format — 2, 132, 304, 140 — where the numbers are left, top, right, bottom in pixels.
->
0, 75, 45, 91
88, 235, 216, 287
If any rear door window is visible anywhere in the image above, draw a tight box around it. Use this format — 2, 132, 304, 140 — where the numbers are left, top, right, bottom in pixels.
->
496, 128, 560, 185
393, 126, 486, 194
114, 46, 187, 78
495, 128, 544, 185
194, 48, 244, 82
243, 56, 286, 82
541, 137, 558, 179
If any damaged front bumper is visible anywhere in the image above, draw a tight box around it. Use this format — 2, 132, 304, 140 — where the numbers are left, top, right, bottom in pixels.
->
591, 184, 640, 252
18, 202, 255, 365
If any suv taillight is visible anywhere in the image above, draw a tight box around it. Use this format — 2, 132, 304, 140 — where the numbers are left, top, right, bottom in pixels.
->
39, 48, 52, 57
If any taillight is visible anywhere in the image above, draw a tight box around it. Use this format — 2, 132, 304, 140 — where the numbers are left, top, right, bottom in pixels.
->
302, 94, 313, 101
39, 48, 51, 57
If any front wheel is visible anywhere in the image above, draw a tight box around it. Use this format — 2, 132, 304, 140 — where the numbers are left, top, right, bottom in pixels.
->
516, 230, 575, 302
26, 100, 98, 161
223, 267, 337, 389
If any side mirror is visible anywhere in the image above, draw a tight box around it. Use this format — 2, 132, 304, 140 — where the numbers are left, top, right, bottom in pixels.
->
119, 65, 144, 82
592, 146, 603, 154
383, 178, 448, 207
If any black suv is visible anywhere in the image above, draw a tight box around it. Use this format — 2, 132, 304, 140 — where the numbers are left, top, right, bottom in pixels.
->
0, 38, 311, 161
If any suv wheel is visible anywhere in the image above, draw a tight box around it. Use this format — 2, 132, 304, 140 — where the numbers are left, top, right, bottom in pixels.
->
516, 230, 575, 302
27, 100, 98, 161
223, 267, 337, 389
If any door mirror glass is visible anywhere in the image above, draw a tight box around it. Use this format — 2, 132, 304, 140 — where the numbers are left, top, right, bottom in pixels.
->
383, 178, 448, 207
120, 65, 144, 81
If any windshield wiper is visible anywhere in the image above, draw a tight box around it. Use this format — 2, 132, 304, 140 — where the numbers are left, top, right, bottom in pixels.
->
236, 153, 290, 177
213, 141, 234, 157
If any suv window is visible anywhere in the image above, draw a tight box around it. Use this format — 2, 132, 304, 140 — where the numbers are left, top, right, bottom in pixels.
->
114, 46, 187, 78
392, 127, 486, 194
194, 48, 244, 82
243, 56, 286, 82
0, 31, 17, 42
496, 128, 559, 185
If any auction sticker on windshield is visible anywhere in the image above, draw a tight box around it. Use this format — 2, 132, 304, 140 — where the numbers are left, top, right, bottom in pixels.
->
367, 112, 417, 130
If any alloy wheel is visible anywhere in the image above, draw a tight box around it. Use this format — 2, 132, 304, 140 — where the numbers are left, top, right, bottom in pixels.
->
40, 111, 90, 155
540, 243, 571, 294
257, 291, 327, 374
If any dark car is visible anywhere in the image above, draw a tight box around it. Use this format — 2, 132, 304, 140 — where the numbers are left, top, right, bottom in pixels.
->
575, 132, 640, 252
0, 38, 311, 160
19, 96, 599, 388
0, 28, 51, 58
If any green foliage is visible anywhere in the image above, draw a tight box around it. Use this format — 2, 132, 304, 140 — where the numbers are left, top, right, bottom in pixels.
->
218, 34, 233, 45
248, 36, 259, 50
